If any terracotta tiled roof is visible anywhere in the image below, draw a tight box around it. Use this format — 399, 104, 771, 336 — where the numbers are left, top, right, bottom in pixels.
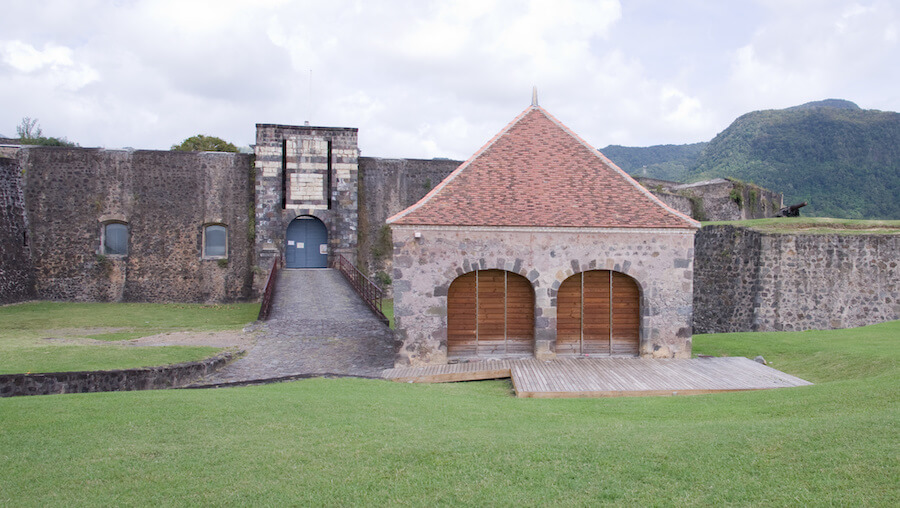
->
388, 105, 700, 229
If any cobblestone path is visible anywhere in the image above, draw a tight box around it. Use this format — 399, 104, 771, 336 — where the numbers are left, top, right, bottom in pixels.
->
193, 269, 396, 385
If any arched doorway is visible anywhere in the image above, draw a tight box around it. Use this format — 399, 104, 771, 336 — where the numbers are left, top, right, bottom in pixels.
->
557, 270, 640, 356
447, 270, 534, 358
285, 216, 328, 268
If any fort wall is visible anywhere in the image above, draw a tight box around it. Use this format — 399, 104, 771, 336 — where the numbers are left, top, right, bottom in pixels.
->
694, 225, 900, 333
0, 153, 35, 303
357, 157, 462, 282
17, 146, 253, 302
636, 177, 782, 221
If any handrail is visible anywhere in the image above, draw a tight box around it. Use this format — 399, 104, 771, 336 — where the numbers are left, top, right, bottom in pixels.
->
257, 255, 282, 321
334, 253, 388, 324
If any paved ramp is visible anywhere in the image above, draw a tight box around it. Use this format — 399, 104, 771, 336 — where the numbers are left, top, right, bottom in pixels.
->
195, 269, 396, 385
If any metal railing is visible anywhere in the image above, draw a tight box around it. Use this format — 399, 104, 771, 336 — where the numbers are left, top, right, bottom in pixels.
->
334, 253, 388, 324
257, 255, 282, 321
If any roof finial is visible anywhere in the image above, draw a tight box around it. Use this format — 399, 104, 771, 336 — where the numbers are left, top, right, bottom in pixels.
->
531, 86, 539, 107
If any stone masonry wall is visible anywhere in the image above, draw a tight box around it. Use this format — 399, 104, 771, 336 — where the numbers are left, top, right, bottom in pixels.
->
0, 154, 35, 303
694, 225, 900, 333
357, 157, 462, 281
636, 177, 782, 221
254, 124, 359, 284
391, 226, 696, 366
19, 147, 253, 302
0, 351, 236, 397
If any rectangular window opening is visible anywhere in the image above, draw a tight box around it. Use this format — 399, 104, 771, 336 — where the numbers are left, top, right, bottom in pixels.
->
281, 139, 287, 210
326, 139, 333, 209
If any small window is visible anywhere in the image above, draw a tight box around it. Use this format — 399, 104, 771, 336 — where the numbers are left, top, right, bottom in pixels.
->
103, 223, 128, 256
203, 225, 227, 258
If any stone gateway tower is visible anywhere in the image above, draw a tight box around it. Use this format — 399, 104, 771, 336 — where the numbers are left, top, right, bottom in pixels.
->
387, 103, 700, 367
253, 124, 360, 273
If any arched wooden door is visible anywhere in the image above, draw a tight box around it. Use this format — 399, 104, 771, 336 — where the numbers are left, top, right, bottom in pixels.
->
447, 270, 534, 358
285, 216, 328, 268
557, 270, 640, 356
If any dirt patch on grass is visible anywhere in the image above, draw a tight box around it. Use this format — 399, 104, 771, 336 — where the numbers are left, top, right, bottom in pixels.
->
42, 330, 255, 349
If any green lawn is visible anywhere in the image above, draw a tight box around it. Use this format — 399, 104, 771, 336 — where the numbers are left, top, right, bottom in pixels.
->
1, 321, 897, 506
702, 217, 900, 235
381, 298, 395, 328
0, 302, 259, 374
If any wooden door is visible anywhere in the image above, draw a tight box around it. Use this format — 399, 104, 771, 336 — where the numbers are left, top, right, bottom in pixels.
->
611, 272, 640, 355
447, 272, 477, 356
555, 270, 639, 356
556, 274, 582, 355
447, 270, 534, 358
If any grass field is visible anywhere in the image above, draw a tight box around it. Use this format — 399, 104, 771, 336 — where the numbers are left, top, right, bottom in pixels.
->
0, 302, 259, 374
702, 217, 900, 234
1, 320, 896, 506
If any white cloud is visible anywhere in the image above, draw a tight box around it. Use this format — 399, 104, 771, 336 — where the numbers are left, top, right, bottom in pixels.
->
0, 0, 896, 155
0, 40, 99, 90
728, 0, 899, 112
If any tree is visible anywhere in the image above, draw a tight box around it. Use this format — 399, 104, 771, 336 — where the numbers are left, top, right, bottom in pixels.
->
14, 117, 76, 147
17, 117, 42, 140
171, 134, 239, 153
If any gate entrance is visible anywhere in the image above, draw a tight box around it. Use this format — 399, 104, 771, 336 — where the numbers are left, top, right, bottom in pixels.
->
285, 216, 328, 268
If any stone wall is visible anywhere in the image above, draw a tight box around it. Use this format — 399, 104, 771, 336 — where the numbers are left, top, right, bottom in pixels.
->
18, 147, 253, 302
0, 351, 236, 397
0, 154, 35, 303
694, 225, 900, 332
636, 177, 782, 221
357, 157, 462, 281
391, 226, 696, 366
254, 125, 359, 281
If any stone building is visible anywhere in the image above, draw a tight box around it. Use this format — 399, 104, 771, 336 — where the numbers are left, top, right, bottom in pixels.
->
253, 124, 360, 274
387, 102, 700, 366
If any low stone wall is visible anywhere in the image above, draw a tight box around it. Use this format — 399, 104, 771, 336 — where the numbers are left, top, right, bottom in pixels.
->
0, 351, 236, 397
694, 225, 900, 333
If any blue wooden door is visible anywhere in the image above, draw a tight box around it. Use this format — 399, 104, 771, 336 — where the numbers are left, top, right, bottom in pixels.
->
285, 216, 328, 268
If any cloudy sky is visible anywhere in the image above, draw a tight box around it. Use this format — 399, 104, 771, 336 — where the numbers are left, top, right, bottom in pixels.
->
1, 0, 897, 159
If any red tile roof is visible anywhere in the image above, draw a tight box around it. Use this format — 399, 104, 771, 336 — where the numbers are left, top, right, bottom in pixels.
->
388, 105, 700, 229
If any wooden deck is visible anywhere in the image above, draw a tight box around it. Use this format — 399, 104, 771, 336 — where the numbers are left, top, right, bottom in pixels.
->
383, 357, 812, 398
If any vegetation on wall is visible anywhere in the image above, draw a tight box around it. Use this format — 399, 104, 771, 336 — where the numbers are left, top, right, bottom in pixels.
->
171, 135, 239, 153
13, 117, 76, 147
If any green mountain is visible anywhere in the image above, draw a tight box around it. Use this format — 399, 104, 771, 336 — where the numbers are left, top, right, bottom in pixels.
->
601, 99, 900, 219
601, 142, 705, 181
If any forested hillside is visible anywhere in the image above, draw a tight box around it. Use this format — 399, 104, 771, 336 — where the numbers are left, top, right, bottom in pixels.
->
600, 143, 705, 181
601, 100, 900, 219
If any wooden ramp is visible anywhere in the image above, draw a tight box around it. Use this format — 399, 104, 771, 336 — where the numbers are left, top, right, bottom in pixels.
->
383, 357, 812, 398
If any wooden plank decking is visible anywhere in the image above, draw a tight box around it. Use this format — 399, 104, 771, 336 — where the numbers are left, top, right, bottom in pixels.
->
382, 357, 812, 398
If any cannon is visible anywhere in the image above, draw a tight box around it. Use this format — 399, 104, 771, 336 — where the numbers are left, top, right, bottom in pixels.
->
774, 201, 808, 217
